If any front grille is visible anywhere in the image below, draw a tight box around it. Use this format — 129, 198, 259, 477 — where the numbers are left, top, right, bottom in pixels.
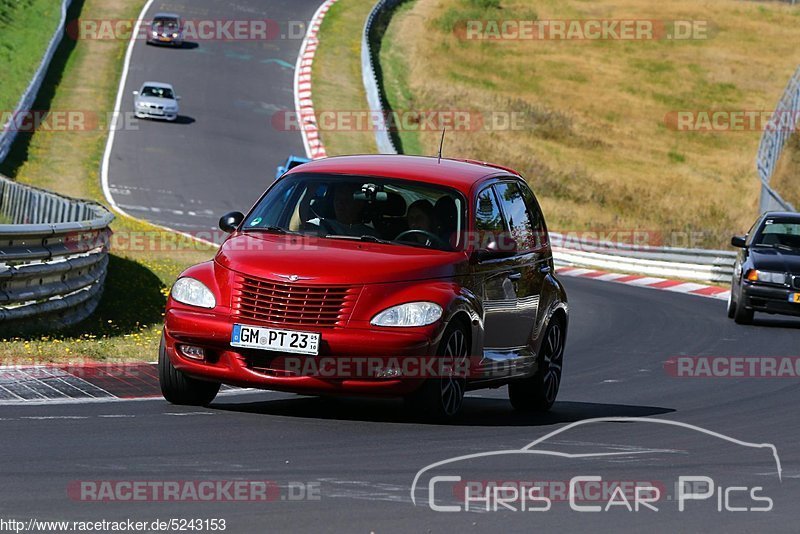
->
232, 275, 359, 328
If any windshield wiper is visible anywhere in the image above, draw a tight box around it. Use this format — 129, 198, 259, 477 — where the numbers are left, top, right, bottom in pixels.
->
323, 234, 395, 245
244, 226, 302, 236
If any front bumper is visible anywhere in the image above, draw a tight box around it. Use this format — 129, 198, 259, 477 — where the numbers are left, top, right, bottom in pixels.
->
147, 36, 182, 46
741, 282, 800, 317
135, 109, 178, 121
164, 308, 444, 396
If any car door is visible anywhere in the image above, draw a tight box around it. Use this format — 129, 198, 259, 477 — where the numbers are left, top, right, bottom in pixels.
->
472, 184, 519, 350
493, 180, 549, 349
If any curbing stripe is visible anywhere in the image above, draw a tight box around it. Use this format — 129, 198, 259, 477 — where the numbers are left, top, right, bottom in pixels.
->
557, 266, 730, 301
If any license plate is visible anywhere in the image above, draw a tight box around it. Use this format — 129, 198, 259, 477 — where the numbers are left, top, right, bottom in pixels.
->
159, 37, 171, 41
231, 324, 319, 355
150, 109, 164, 115
790, 293, 800, 304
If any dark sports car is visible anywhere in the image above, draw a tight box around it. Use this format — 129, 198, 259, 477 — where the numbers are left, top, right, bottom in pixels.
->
728, 211, 800, 324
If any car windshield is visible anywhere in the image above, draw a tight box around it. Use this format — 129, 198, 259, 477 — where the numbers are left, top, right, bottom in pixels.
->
153, 18, 179, 30
754, 218, 800, 250
140, 86, 175, 99
243, 173, 466, 251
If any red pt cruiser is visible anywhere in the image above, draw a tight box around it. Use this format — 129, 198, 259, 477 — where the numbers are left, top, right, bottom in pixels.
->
160, 155, 568, 418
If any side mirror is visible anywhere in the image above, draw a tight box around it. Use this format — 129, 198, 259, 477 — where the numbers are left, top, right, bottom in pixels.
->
219, 211, 244, 233
731, 235, 746, 248
471, 237, 518, 263
132, 90, 139, 95
176, 95, 181, 100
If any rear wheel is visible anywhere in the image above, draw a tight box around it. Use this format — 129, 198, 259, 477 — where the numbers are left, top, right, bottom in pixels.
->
405, 322, 469, 420
509, 318, 565, 412
158, 336, 220, 406
733, 300, 754, 325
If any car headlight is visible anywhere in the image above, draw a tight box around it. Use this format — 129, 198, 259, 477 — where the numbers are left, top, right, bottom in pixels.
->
165, 106, 177, 112
135, 102, 146, 108
172, 33, 179, 38
151, 30, 158, 37
171, 277, 216, 308
745, 269, 786, 284
370, 302, 442, 327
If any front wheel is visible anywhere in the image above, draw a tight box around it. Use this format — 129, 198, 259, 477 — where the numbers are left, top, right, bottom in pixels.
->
158, 336, 220, 406
509, 318, 565, 412
405, 322, 469, 420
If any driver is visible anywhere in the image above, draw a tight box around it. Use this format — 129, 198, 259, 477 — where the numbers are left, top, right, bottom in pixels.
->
407, 199, 436, 232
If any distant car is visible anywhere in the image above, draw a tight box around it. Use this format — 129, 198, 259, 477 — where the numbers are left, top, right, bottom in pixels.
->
276, 155, 310, 179
147, 13, 183, 47
133, 82, 180, 121
728, 211, 800, 324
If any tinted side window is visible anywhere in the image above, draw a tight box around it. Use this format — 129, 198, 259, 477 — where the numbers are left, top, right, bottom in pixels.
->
494, 182, 540, 251
517, 182, 547, 248
475, 187, 505, 248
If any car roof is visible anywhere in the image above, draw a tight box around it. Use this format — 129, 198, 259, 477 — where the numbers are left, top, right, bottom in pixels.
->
152, 13, 180, 19
763, 211, 800, 219
141, 81, 174, 89
284, 154, 521, 193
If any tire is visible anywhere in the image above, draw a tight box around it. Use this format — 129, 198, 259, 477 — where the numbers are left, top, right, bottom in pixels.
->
726, 289, 736, 319
509, 317, 565, 412
405, 322, 469, 420
158, 336, 220, 406
733, 300, 754, 325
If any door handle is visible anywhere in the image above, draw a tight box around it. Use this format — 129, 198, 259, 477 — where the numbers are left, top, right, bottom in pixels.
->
508, 271, 522, 281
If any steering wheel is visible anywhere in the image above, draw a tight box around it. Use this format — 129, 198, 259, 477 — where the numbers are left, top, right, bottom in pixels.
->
395, 229, 448, 248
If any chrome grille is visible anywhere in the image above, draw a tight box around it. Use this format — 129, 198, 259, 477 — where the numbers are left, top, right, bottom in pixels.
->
233, 275, 359, 328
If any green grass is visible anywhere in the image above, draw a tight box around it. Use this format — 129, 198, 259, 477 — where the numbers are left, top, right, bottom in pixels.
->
0, 0, 213, 362
311, 0, 377, 155
0, 0, 63, 114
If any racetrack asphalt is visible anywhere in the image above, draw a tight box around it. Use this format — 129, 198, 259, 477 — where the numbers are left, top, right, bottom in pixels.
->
2, 276, 798, 532
106, 0, 319, 235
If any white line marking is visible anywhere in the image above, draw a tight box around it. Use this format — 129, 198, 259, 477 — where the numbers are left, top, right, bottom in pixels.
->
98, 0, 218, 248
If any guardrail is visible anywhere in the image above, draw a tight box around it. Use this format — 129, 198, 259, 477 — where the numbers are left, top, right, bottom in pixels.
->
362, 0, 401, 154
755, 65, 799, 213
0, 175, 114, 334
549, 233, 736, 284
0, 0, 73, 163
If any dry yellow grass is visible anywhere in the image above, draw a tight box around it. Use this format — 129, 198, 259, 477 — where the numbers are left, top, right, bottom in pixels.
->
771, 132, 800, 208
380, 0, 800, 247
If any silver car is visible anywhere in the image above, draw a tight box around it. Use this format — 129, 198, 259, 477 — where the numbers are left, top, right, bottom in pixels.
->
133, 82, 180, 121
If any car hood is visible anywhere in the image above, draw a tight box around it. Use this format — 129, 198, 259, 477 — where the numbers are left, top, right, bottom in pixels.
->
136, 96, 177, 107
749, 247, 800, 273
215, 232, 467, 285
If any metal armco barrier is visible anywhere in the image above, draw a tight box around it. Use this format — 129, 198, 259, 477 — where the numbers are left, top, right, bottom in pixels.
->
362, 0, 402, 154
550, 233, 736, 284
0, 176, 114, 333
755, 65, 799, 213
